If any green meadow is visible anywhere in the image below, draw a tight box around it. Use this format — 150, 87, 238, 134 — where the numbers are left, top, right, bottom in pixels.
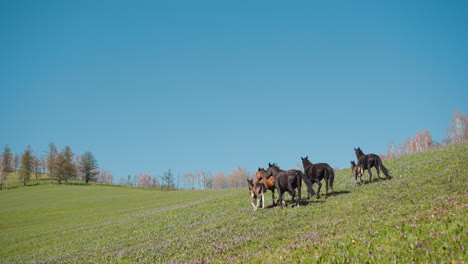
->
0, 143, 467, 263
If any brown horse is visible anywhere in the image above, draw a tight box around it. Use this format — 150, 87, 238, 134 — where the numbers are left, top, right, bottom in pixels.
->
266, 163, 302, 207
354, 147, 391, 182
301, 156, 334, 199
350, 161, 364, 185
256, 168, 276, 206
247, 179, 266, 211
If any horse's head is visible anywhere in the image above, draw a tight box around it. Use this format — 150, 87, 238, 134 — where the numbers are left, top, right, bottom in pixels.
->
355, 147, 365, 157
247, 179, 254, 190
255, 168, 268, 182
350, 160, 356, 168
266, 163, 279, 178
301, 156, 312, 167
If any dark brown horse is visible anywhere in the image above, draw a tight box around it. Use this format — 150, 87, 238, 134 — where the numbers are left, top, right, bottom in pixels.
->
266, 163, 302, 207
247, 179, 266, 211
354, 147, 391, 182
256, 168, 276, 206
350, 160, 364, 185
301, 156, 334, 199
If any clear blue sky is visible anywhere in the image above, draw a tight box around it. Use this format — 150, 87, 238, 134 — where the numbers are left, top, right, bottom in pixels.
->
1, 0, 467, 182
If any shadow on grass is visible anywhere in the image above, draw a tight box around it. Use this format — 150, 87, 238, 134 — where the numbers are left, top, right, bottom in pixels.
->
64, 182, 91, 186
260, 199, 326, 209
361, 177, 393, 185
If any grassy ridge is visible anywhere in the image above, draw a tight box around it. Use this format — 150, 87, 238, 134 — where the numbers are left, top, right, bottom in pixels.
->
0, 142, 467, 263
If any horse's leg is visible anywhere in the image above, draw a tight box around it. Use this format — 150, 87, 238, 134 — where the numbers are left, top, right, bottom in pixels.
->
316, 180, 322, 199
261, 192, 264, 209
302, 175, 315, 199
290, 190, 296, 206
297, 175, 301, 207
251, 195, 257, 210
271, 189, 276, 206
367, 165, 373, 182
375, 164, 382, 180
325, 177, 329, 199
279, 190, 284, 207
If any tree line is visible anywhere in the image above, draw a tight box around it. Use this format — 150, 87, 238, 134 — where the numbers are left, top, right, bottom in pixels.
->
380, 109, 468, 159
115, 166, 250, 190
0, 143, 99, 190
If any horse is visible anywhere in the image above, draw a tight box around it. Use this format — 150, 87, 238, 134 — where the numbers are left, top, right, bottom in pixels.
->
266, 163, 302, 207
350, 160, 364, 185
354, 147, 391, 182
301, 156, 335, 199
256, 168, 276, 206
247, 179, 266, 211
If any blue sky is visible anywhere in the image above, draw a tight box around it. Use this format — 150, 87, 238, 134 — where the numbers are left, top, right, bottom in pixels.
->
1, 0, 467, 182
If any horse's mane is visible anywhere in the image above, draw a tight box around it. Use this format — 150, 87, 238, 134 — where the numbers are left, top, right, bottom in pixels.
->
269, 163, 280, 169
357, 148, 365, 156
267, 163, 283, 175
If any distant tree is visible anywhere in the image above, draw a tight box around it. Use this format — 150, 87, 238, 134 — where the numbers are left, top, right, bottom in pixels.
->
446, 109, 468, 144
80, 152, 98, 184
138, 172, 152, 187
151, 175, 160, 188
97, 169, 113, 184
203, 171, 213, 189
31, 153, 39, 180
226, 166, 248, 188
183, 173, 195, 189
18, 146, 34, 186
13, 154, 19, 170
39, 155, 47, 174
55, 146, 77, 184
212, 172, 225, 189
74, 155, 84, 181
118, 177, 125, 185
127, 174, 132, 186
46, 143, 58, 183
107, 171, 113, 184
161, 169, 174, 190
0, 145, 13, 190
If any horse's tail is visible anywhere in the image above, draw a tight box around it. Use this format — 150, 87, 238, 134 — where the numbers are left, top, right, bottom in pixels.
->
296, 170, 303, 199
328, 167, 335, 193
377, 157, 391, 179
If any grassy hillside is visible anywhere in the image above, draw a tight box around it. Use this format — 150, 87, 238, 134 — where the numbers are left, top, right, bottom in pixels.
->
0, 142, 467, 263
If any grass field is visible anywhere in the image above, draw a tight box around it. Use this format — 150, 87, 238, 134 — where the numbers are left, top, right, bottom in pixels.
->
0, 142, 467, 263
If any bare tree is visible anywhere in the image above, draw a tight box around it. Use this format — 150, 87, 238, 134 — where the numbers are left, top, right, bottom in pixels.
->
226, 166, 248, 188
213, 171, 225, 189
13, 154, 19, 171
183, 173, 195, 189
161, 169, 174, 190
446, 109, 468, 144
46, 143, 58, 183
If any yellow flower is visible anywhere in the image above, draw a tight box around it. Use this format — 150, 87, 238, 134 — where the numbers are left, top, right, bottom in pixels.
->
352, 240, 356, 244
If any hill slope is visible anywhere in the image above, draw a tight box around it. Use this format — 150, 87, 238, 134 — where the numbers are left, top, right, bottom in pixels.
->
0, 142, 467, 263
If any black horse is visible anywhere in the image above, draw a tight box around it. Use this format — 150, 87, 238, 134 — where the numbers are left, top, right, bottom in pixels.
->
354, 147, 391, 182
266, 163, 303, 207
301, 156, 334, 199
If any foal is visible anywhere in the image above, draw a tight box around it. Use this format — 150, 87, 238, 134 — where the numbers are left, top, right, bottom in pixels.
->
247, 179, 266, 211
350, 161, 364, 185
256, 168, 276, 206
